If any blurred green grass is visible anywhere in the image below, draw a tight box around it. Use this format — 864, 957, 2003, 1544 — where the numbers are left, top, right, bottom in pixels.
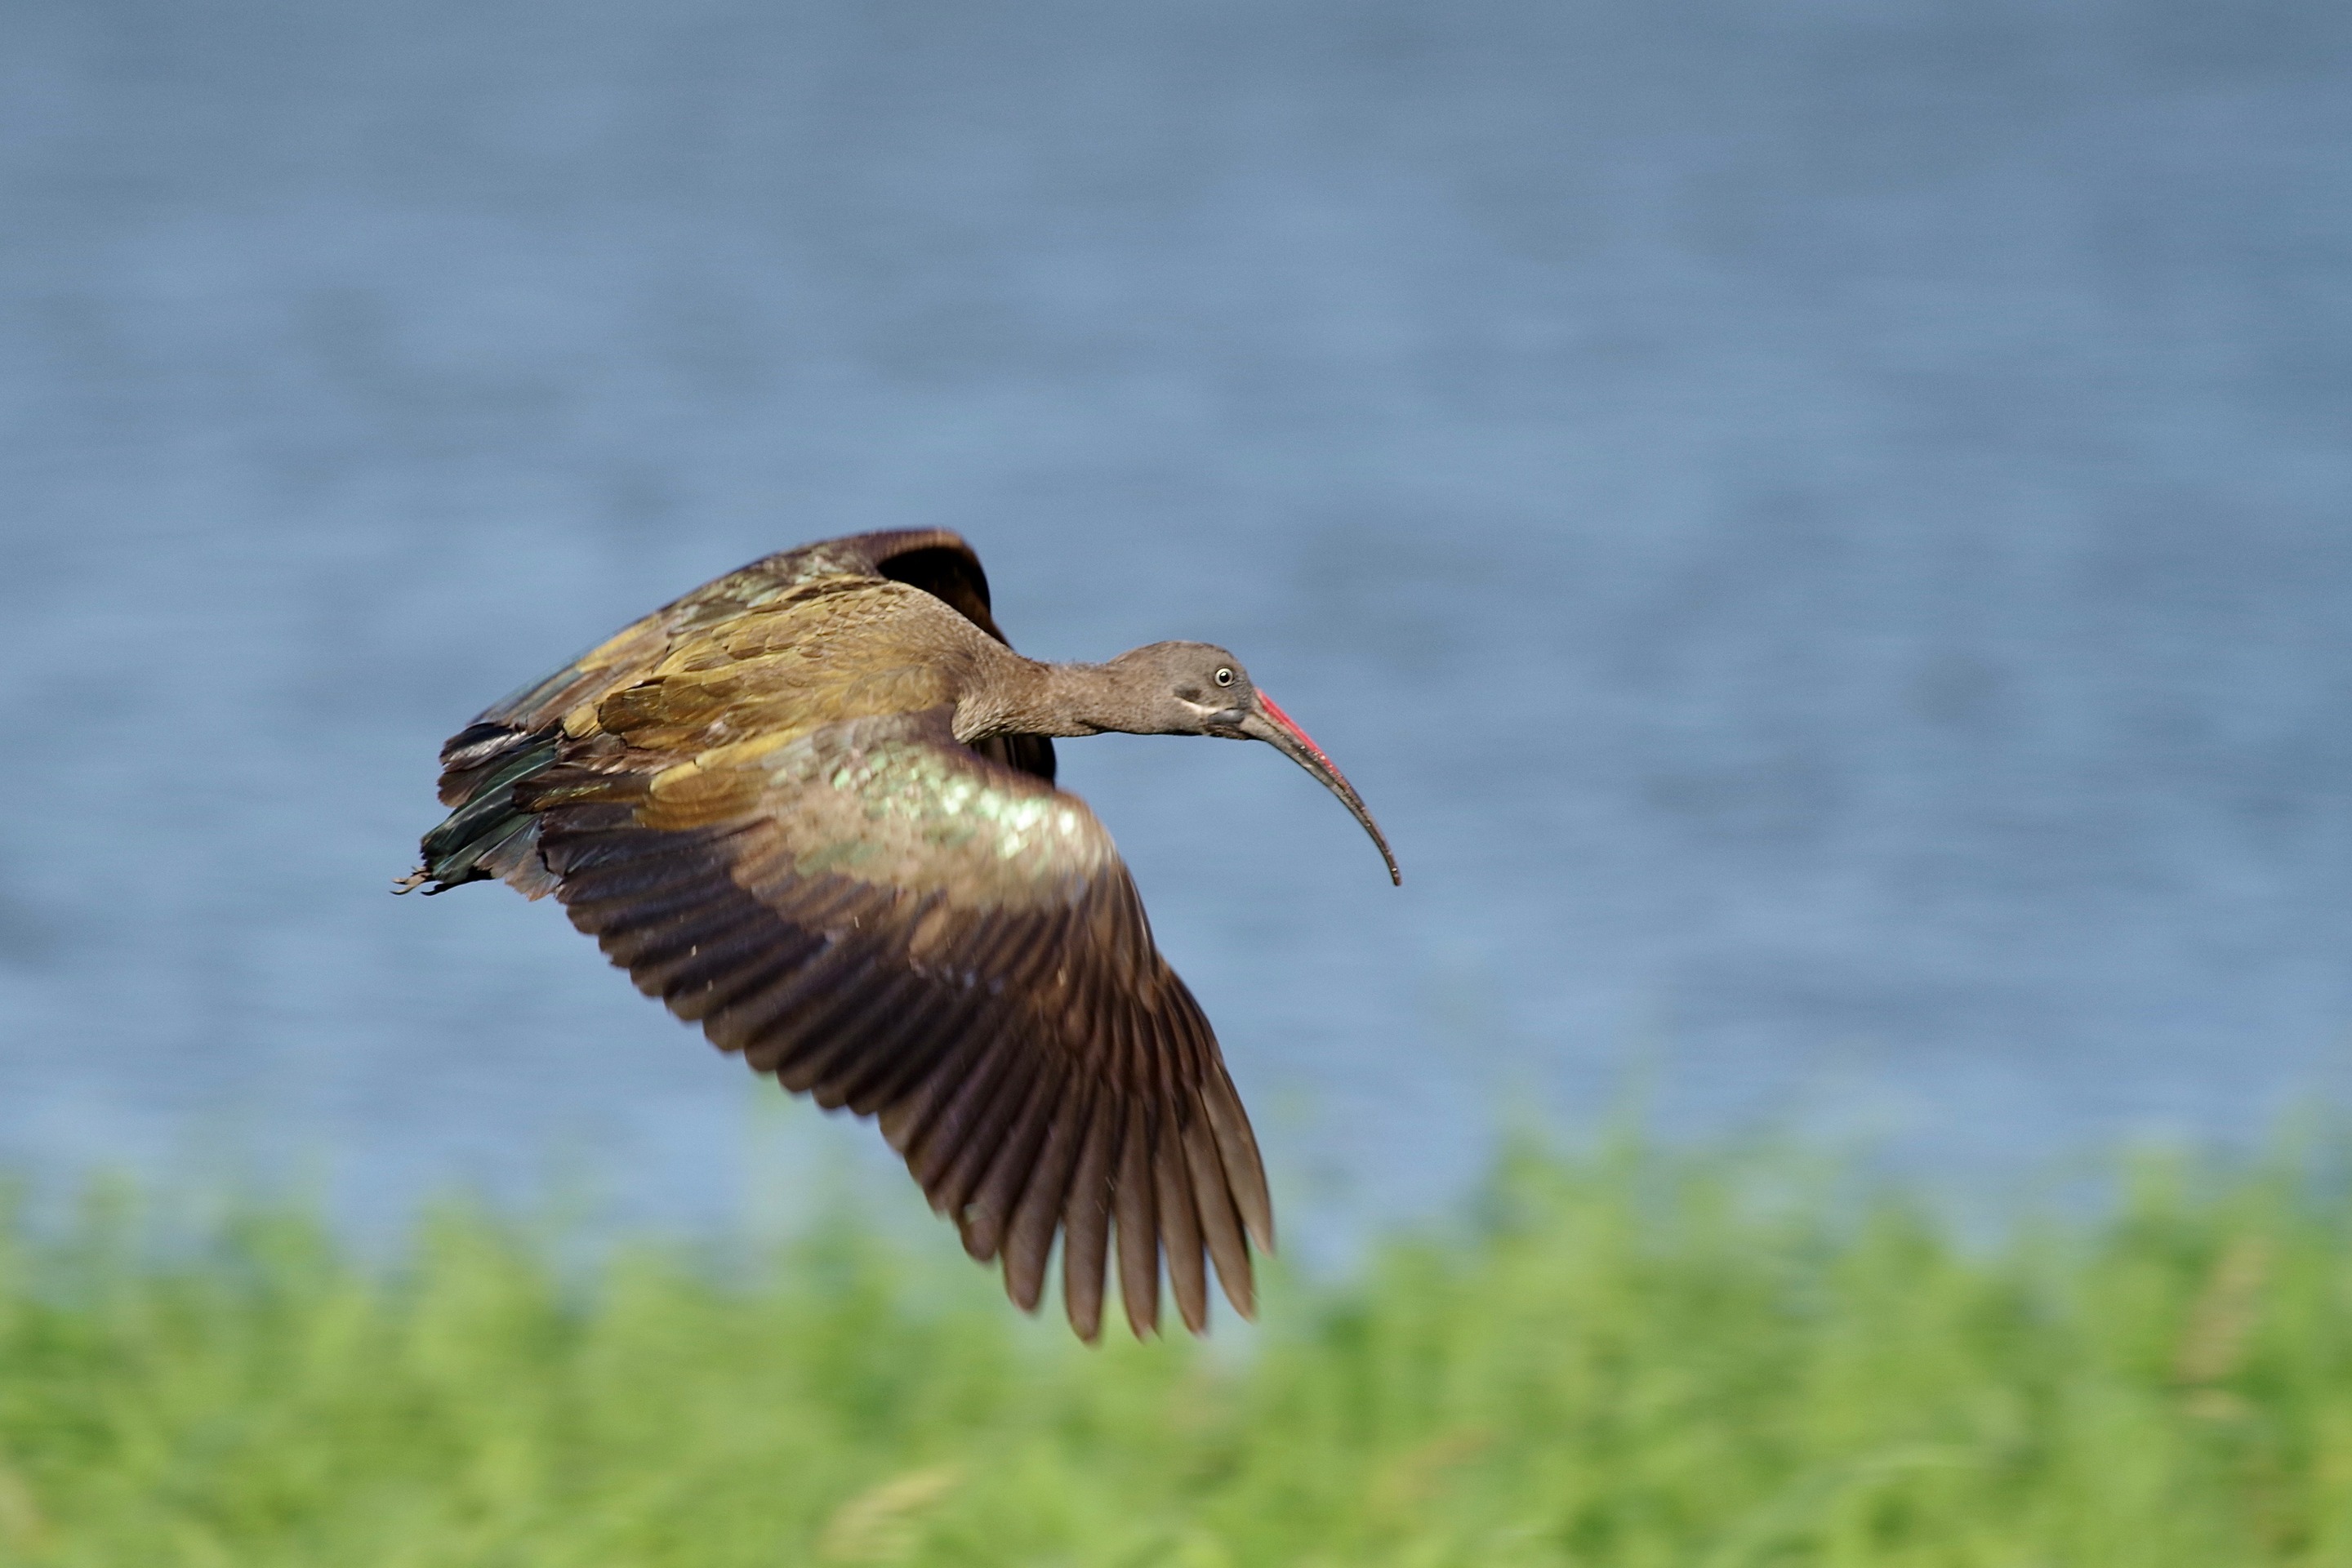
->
2, 1135, 2350, 1566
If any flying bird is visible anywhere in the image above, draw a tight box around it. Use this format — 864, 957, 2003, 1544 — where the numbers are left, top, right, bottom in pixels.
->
403, 530, 1396, 1340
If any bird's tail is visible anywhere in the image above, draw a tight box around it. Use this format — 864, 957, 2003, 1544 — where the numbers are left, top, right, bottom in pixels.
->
401, 725, 565, 898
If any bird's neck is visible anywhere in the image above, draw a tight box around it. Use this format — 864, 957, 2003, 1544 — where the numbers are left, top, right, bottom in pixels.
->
954, 656, 1128, 742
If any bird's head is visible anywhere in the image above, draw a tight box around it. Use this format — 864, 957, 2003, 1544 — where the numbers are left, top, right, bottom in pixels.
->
1104, 642, 1400, 884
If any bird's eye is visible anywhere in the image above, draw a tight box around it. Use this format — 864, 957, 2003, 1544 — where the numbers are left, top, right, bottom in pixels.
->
1214, 667, 1235, 687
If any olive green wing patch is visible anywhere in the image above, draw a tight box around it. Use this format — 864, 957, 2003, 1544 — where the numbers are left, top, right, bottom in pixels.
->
416, 529, 1049, 896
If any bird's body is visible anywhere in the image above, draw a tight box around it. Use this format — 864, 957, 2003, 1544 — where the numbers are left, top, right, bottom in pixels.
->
408, 530, 1392, 1340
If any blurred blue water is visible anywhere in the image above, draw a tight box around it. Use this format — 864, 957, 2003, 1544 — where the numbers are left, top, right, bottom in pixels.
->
2, 0, 2349, 1242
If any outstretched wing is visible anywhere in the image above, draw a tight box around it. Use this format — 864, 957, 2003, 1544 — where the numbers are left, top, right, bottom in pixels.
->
519, 707, 1273, 1339
420, 530, 1052, 897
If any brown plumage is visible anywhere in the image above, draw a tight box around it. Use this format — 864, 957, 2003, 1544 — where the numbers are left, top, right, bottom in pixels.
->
403, 529, 1396, 1340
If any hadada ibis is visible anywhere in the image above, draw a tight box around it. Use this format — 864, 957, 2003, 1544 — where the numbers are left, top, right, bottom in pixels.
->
402, 529, 1396, 1340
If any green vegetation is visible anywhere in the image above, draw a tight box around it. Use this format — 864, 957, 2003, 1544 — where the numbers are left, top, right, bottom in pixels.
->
2, 1135, 2350, 1566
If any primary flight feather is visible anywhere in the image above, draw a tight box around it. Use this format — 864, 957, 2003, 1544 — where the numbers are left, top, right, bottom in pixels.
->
404, 529, 1396, 1340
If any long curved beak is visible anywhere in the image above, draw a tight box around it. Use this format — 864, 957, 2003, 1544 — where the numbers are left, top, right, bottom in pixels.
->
1234, 691, 1401, 885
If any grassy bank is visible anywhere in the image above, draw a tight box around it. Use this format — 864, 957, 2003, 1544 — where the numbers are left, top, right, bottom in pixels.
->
2, 1138, 2350, 1566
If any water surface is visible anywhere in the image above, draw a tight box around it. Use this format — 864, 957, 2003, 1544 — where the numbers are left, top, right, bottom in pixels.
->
4, 0, 2350, 1240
